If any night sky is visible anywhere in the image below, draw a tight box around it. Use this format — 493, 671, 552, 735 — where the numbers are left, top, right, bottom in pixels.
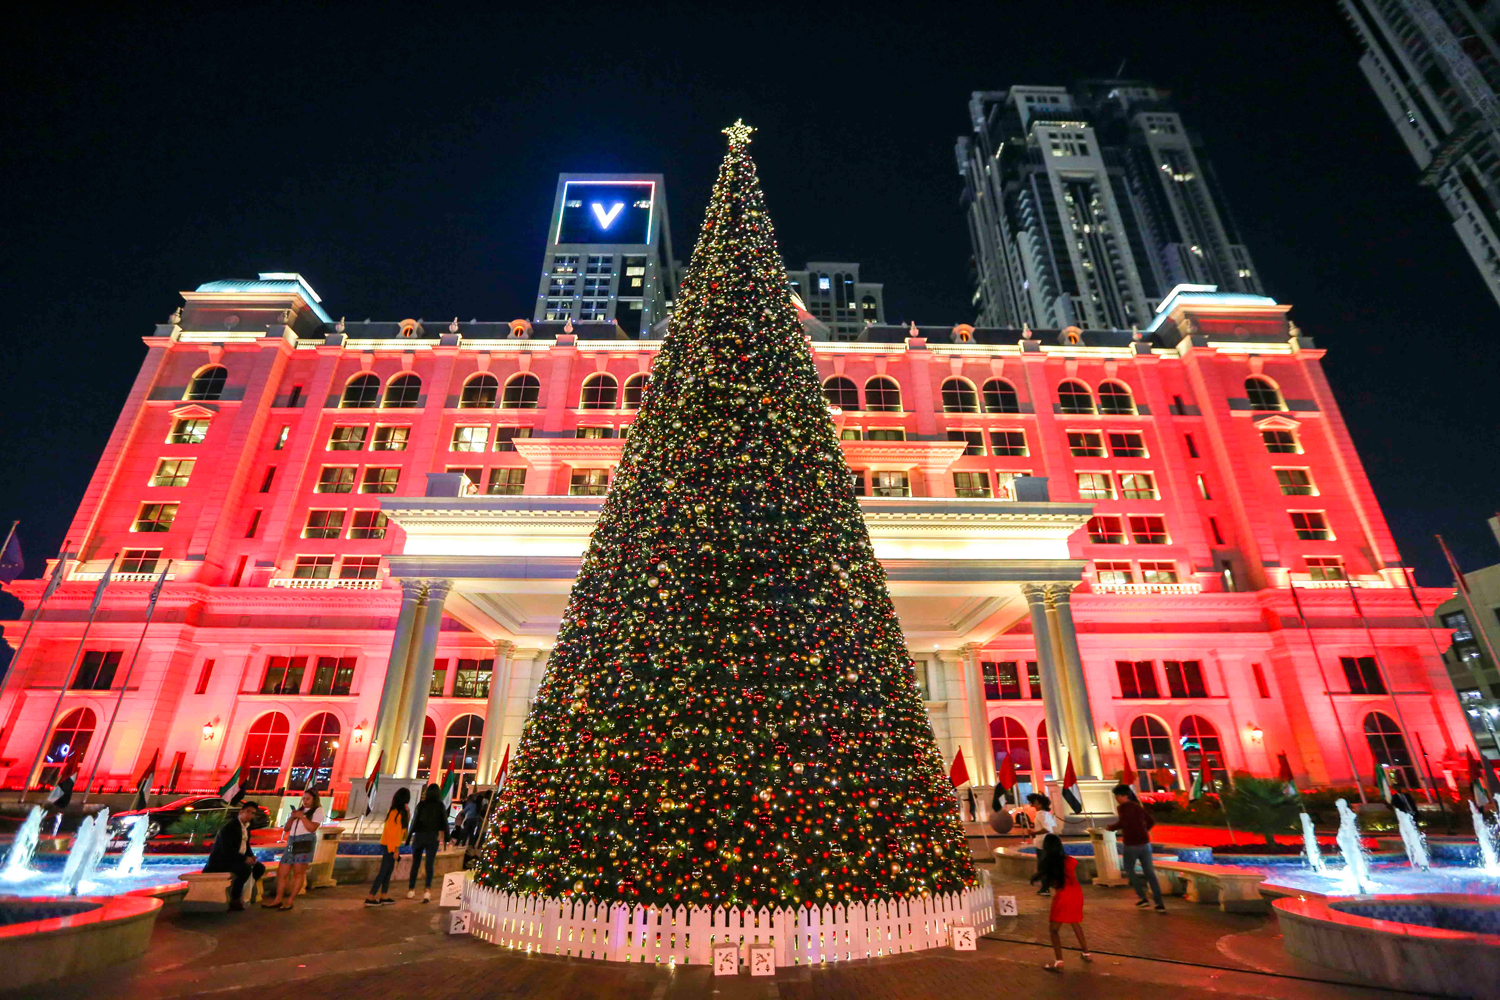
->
4, 1, 1498, 593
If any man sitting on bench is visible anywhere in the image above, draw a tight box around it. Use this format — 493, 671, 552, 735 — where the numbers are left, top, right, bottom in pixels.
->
203, 802, 265, 910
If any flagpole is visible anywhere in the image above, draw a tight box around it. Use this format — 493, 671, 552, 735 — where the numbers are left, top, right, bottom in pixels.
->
1346, 579, 1432, 803
80, 561, 170, 807
1288, 584, 1369, 804
0, 521, 17, 565
0, 541, 70, 740
25, 556, 116, 800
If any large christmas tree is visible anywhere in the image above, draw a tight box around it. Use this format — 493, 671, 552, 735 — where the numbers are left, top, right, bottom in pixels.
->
474, 122, 975, 910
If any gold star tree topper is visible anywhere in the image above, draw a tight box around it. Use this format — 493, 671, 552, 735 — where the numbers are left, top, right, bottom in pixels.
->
722, 118, 755, 148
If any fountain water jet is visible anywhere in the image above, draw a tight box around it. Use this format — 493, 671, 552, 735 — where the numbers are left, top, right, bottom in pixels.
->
1394, 809, 1429, 871
115, 815, 148, 878
1472, 800, 1499, 875
60, 809, 110, 896
1, 807, 43, 881
1334, 799, 1376, 894
1299, 811, 1327, 874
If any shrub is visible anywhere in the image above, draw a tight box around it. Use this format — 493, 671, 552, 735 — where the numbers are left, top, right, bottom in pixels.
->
166, 813, 221, 845
1220, 776, 1301, 845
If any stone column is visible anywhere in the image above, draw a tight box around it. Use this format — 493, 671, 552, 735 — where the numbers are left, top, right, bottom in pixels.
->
922, 649, 947, 701
1048, 584, 1102, 778
396, 580, 452, 778
370, 579, 425, 773
499, 649, 539, 758
959, 643, 995, 788
476, 640, 515, 783
1022, 584, 1069, 781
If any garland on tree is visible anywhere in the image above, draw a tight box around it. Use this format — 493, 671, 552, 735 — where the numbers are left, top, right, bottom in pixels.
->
473, 120, 975, 910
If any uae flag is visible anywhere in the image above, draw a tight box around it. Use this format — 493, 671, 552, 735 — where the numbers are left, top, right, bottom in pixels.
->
495, 744, 510, 790
217, 765, 243, 805
1470, 750, 1493, 809
996, 752, 1017, 792
1060, 754, 1083, 813
1119, 755, 1137, 788
440, 768, 459, 807
133, 749, 159, 811
362, 752, 383, 815
1188, 768, 1205, 801
1277, 752, 1299, 798
1376, 763, 1394, 805
949, 747, 970, 788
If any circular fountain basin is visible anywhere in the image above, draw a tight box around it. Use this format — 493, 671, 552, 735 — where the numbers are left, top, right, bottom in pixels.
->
0, 848, 282, 901
1255, 860, 1500, 899
0, 894, 164, 989
1273, 893, 1500, 997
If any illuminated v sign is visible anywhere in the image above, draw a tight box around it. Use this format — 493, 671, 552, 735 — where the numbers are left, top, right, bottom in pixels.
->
591, 202, 624, 229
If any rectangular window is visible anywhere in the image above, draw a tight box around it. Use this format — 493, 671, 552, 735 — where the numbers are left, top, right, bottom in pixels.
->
452, 426, 490, 451
1276, 469, 1317, 495
328, 426, 368, 451
1208, 516, 1225, 544
1086, 516, 1125, 543
447, 467, 482, 492
988, 430, 1028, 456
1184, 433, 1199, 458
848, 470, 866, 495
1095, 560, 1134, 584
1290, 511, 1332, 540
260, 655, 306, 695
1108, 432, 1147, 457
1116, 660, 1159, 698
1196, 474, 1211, 500
1306, 556, 1346, 581
487, 468, 527, 495
1026, 660, 1040, 699
911, 659, 930, 700
1164, 659, 1208, 698
133, 502, 178, 533
246, 509, 262, 537
493, 426, 533, 451
947, 430, 984, 456
840, 428, 862, 441
575, 426, 617, 439
953, 472, 991, 497
259, 467, 277, 493
1251, 662, 1271, 699
1068, 431, 1105, 457
169, 418, 208, 444
372, 426, 409, 451
1340, 655, 1385, 695
454, 658, 494, 699
1118, 472, 1157, 499
349, 510, 388, 539
72, 650, 122, 690
119, 549, 161, 573
316, 467, 354, 493
1077, 472, 1114, 499
1172, 394, 1186, 414
992, 661, 1022, 700
871, 471, 911, 497
273, 425, 290, 450
286, 385, 302, 408
302, 510, 345, 539
569, 469, 610, 495
292, 555, 334, 579
194, 658, 215, 695
867, 429, 906, 441
361, 467, 400, 494
430, 659, 449, 697
1140, 560, 1179, 584
306, 656, 355, 696
340, 555, 381, 580
150, 458, 195, 487
1129, 515, 1169, 544
1262, 429, 1301, 453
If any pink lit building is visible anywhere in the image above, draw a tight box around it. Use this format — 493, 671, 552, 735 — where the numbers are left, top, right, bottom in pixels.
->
0, 275, 1476, 812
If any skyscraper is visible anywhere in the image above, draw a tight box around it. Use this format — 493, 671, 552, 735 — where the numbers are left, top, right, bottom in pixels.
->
785, 261, 884, 339
957, 83, 1262, 329
534, 173, 682, 337
1340, 0, 1500, 309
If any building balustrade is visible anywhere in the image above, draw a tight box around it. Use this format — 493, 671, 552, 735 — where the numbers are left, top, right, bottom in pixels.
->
1091, 581, 1203, 595
267, 577, 383, 590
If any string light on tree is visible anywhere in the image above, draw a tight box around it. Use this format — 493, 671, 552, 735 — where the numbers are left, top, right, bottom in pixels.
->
473, 121, 975, 911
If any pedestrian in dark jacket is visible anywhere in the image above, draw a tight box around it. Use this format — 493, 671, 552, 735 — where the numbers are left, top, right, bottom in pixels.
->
406, 783, 448, 902
203, 803, 265, 909
1106, 784, 1164, 911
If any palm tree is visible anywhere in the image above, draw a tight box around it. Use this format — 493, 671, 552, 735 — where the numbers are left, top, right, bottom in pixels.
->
1221, 776, 1300, 845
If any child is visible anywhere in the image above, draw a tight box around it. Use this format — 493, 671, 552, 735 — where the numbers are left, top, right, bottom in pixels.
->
1026, 793, 1059, 895
1029, 833, 1091, 972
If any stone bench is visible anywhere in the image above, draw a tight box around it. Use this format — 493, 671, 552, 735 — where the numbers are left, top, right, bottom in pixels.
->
180, 870, 261, 911
1152, 860, 1269, 913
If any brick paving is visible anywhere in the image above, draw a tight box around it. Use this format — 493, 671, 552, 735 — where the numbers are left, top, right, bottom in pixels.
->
12, 868, 1444, 1000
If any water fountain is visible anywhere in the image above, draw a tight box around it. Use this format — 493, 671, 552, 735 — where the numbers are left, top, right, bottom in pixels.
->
1333, 798, 1376, 894
1472, 800, 1499, 875
1, 806, 43, 880
1298, 811, 1326, 874
60, 809, 111, 895
116, 815, 149, 878
1395, 808, 1430, 871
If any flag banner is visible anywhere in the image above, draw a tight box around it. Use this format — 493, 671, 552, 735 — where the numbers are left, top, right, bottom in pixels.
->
1120, 755, 1136, 788
949, 748, 970, 789
147, 561, 171, 606
133, 748, 159, 811
495, 744, 510, 789
88, 557, 116, 614
217, 765, 242, 804
1189, 769, 1205, 801
364, 773, 380, 816
366, 751, 385, 791
1376, 763, 1393, 804
0, 527, 22, 583
1060, 755, 1082, 813
997, 751, 1017, 792
1277, 752, 1299, 798
39, 549, 70, 602
440, 768, 459, 807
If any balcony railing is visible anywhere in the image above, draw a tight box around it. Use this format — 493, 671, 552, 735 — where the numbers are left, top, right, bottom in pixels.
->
1092, 582, 1203, 595
268, 578, 383, 590
1288, 577, 1393, 589
70, 572, 176, 583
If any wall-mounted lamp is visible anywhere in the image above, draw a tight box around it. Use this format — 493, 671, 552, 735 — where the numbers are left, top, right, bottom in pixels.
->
1249, 724, 1264, 742
1102, 726, 1119, 745
353, 721, 367, 744
202, 718, 219, 741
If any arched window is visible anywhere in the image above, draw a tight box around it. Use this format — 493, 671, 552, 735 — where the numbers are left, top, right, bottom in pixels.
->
186, 366, 228, 401
1058, 380, 1095, 414
1036, 718, 1051, 778
822, 376, 859, 409
416, 717, 437, 782
990, 716, 1032, 794
40, 707, 96, 788
240, 712, 291, 793
460, 374, 499, 408
1129, 716, 1178, 791
1364, 712, 1418, 789
287, 713, 340, 792
941, 378, 979, 413
623, 373, 649, 410
382, 374, 422, 409
1098, 381, 1136, 415
341, 374, 380, 408
864, 376, 902, 412
442, 714, 485, 800
983, 378, 1020, 413
1246, 376, 1285, 411
502, 373, 540, 409
580, 373, 619, 409
1178, 715, 1228, 790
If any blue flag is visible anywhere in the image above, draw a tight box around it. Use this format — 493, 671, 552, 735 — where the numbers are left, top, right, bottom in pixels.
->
0, 528, 21, 583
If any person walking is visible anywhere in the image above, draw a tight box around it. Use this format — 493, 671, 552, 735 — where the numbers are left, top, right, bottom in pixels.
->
1107, 783, 1164, 912
264, 789, 325, 911
1027, 792, 1059, 895
203, 802, 265, 910
406, 783, 448, 902
1030, 833, 1091, 972
366, 787, 409, 907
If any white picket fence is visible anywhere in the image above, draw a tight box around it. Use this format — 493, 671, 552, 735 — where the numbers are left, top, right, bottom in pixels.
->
462, 875, 995, 967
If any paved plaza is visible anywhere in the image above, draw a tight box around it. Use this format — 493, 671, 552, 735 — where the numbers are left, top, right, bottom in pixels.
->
12, 863, 1444, 1000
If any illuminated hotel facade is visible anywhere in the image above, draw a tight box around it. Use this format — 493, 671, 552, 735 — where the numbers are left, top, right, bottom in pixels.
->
0, 274, 1478, 810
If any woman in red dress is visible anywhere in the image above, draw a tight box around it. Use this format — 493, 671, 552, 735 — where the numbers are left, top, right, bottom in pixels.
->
1030, 833, 1091, 971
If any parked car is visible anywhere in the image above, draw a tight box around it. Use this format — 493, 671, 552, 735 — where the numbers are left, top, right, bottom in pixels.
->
106, 796, 270, 844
